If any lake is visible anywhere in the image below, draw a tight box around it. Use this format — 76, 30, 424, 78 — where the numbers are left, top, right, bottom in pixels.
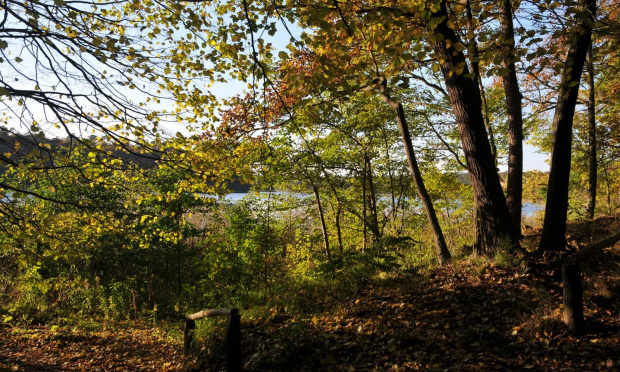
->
209, 192, 545, 217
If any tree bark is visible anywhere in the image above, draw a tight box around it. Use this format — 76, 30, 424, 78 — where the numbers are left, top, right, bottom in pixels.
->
586, 45, 597, 220
364, 154, 381, 242
335, 203, 344, 257
384, 135, 398, 220
362, 168, 367, 252
381, 90, 451, 264
466, 0, 498, 165
603, 164, 612, 214
478, 75, 498, 164
311, 181, 331, 262
538, 0, 597, 253
499, 0, 524, 236
431, 0, 517, 254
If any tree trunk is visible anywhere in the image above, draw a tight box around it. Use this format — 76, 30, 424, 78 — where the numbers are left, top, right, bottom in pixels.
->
384, 135, 397, 220
381, 91, 452, 264
538, 0, 597, 253
478, 75, 498, 164
364, 154, 381, 242
335, 203, 344, 257
177, 221, 182, 297
431, 0, 517, 254
586, 45, 597, 220
500, 0, 524, 236
466, 0, 498, 165
362, 169, 367, 252
603, 164, 612, 214
311, 182, 331, 262
264, 191, 272, 290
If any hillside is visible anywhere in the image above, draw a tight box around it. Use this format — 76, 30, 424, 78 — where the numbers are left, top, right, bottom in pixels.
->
1, 217, 618, 371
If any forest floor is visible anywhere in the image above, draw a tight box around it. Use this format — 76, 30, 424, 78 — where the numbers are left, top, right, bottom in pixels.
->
1, 216, 619, 371
0, 325, 188, 371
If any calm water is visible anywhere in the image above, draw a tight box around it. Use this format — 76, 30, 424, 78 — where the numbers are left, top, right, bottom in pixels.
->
212, 192, 544, 217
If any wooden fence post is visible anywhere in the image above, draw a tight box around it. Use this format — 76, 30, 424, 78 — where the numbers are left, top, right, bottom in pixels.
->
226, 308, 241, 372
183, 307, 241, 369
184, 318, 196, 355
562, 263, 584, 333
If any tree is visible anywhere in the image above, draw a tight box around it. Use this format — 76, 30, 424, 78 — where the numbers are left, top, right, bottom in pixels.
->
0, 0, 229, 212
380, 86, 451, 263
196, 0, 523, 254
0, 0, 163, 158
538, 0, 597, 253
584, 46, 597, 220
499, 0, 525, 235
429, 0, 517, 253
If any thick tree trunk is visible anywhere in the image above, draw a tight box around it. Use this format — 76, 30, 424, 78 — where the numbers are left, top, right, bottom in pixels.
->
499, 0, 524, 236
586, 46, 597, 220
466, 0, 498, 165
381, 91, 451, 264
538, 0, 597, 253
431, 0, 516, 254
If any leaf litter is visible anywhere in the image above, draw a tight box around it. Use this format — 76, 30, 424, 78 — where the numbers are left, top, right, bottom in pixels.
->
2, 218, 619, 371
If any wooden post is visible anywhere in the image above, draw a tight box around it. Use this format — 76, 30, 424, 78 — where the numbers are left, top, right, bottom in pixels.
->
183, 307, 241, 368
184, 318, 196, 355
226, 308, 241, 372
562, 264, 584, 333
